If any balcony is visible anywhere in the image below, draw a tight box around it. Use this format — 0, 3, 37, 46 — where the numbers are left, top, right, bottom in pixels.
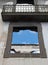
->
1, 4, 48, 22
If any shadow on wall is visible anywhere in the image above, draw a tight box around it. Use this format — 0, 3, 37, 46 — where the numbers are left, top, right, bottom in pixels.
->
0, 8, 3, 39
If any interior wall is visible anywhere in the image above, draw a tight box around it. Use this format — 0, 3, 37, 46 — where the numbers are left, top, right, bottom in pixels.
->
37, 0, 48, 5
0, 0, 16, 8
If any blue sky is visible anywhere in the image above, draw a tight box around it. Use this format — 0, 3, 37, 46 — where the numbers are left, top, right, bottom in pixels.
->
12, 30, 39, 44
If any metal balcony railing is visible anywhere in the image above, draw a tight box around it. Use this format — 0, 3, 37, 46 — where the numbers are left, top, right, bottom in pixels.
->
2, 5, 48, 13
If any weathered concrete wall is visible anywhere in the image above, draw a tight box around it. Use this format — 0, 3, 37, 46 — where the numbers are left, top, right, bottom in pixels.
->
0, 8, 9, 65
0, 8, 48, 65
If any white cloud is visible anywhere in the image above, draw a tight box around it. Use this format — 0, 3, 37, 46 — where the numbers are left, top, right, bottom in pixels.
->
29, 30, 37, 34
17, 30, 23, 34
16, 30, 37, 34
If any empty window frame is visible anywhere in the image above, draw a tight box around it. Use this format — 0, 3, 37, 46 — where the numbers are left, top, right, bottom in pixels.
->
17, 0, 34, 5
4, 22, 47, 58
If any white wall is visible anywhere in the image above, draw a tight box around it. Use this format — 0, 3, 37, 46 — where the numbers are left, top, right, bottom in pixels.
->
41, 23, 48, 57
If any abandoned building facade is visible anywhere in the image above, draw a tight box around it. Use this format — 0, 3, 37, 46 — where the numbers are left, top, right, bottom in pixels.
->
0, 0, 48, 65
